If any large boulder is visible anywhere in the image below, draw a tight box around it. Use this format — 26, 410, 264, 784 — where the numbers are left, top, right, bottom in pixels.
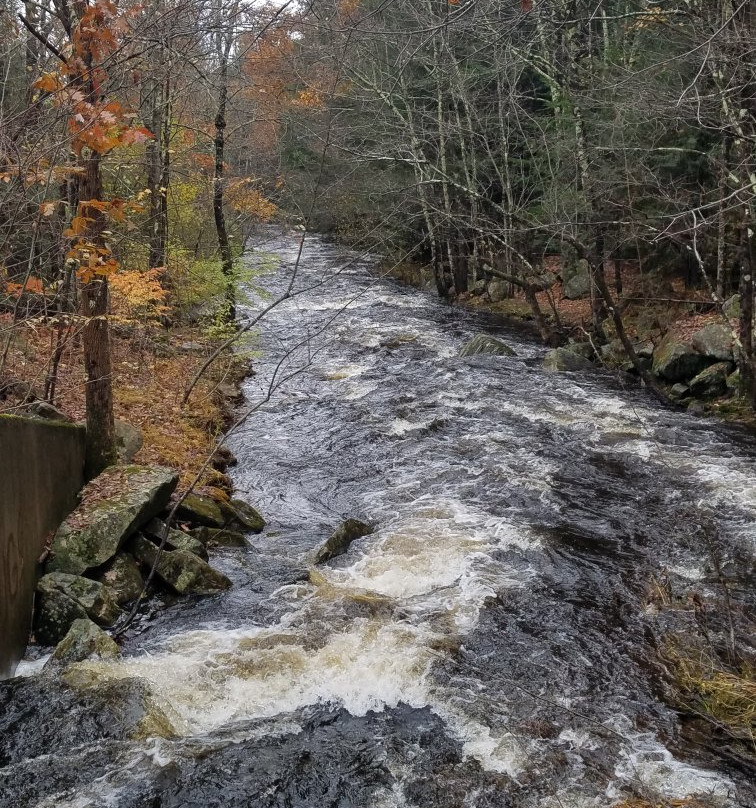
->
459, 335, 516, 358
314, 519, 374, 564
221, 498, 266, 533
651, 333, 711, 382
174, 493, 224, 527
543, 346, 593, 372
96, 553, 145, 604
143, 518, 208, 560
129, 535, 231, 595
562, 258, 591, 299
51, 618, 120, 664
35, 573, 122, 645
692, 322, 735, 362
47, 465, 178, 575
688, 362, 732, 398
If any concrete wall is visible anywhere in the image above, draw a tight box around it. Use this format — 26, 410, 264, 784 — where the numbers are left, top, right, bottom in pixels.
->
0, 415, 86, 677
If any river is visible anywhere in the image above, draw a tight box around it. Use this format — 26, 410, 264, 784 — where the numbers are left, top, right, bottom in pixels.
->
1, 228, 754, 807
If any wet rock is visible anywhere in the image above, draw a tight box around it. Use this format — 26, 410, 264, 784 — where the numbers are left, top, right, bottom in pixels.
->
543, 346, 593, 372
174, 492, 225, 527
48, 465, 179, 575
691, 322, 734, 362
314, 518, 374, 564
51, 618, 120, 663
688, 361, 732, 398
651, 333, 710, 381
130, 535, 231, 595
144, 518, 208, 559
562, 258, 591, 299
35, 573, 122, 644
114, 419, 143, 462
459, 334, 516, 358
221, 497, 266, 533
487, 280, 508, 303
669, 383, 690, 400
687, 400, 706, 415
96, 553, 145, 604
191, 526, 249, 548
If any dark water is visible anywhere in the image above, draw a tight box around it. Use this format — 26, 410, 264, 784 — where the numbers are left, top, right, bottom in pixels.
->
1, 229, 754, 808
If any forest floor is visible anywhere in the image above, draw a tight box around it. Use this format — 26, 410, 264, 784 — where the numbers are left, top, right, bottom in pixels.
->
0, 313, 247, 495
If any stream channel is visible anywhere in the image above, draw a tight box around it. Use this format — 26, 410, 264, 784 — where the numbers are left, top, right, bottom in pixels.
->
1, 228, 755, 807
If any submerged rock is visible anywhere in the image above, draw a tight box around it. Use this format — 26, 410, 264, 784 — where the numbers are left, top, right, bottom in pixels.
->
51, 618, 120, 663
314, 519, 374, 564
130, 535, 231, 595
543, 346, 593, 372
96, 553, 145, 604
691, 322, 735, 362
174, 492, 225, 527
688, 361, 732, 398
35, 573, 122, 644
459, 335, 516, 358
651, 333, 710, 381
48, 465, 179, 575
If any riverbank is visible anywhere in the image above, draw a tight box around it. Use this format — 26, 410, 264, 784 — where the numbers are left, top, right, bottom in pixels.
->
0, 316, 247, 494
384, 259, 756, 428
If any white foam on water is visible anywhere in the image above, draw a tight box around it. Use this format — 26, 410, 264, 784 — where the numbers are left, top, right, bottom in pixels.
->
13, 654, 51, 677
69, 620, 434, 737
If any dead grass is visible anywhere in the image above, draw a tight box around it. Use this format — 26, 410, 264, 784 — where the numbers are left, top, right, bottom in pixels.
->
662, 641, 756, 751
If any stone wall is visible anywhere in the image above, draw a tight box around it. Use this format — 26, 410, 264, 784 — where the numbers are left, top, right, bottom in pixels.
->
0, 415, 86, 677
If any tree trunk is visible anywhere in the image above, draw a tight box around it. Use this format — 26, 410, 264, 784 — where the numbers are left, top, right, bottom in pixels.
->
214, 58, 235, 322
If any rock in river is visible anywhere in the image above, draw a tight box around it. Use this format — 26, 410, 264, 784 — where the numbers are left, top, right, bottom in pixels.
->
459, 335, 516, 358
51, 618, 120, 664
95, 553, 145, 604
130, 535, 231, 595
47, 465, 178, 575
174, 492, 225, 527
221, 498, 266, 533
543, 346, 593, 372
314, 519, 374, 564
35, 573, 122, 645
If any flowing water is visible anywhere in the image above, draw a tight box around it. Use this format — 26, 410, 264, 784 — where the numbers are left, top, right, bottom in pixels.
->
1, 229, 755, 807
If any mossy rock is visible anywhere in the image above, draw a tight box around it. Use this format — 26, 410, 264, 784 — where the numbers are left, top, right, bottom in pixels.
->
51, 618, 120, 663
174, 493, 224, 528
130, 535, 231, 595
221, 498, 266, 533
314, 519, 374, 565
48, 465, 179, 575
191, 526, 249, 548
96, 553, 144, 605
143, 518, 208, 560
652, 333, 711, 382
688, 361, 732, 398
543, 346, 593, 372
35, 573, 122, 644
